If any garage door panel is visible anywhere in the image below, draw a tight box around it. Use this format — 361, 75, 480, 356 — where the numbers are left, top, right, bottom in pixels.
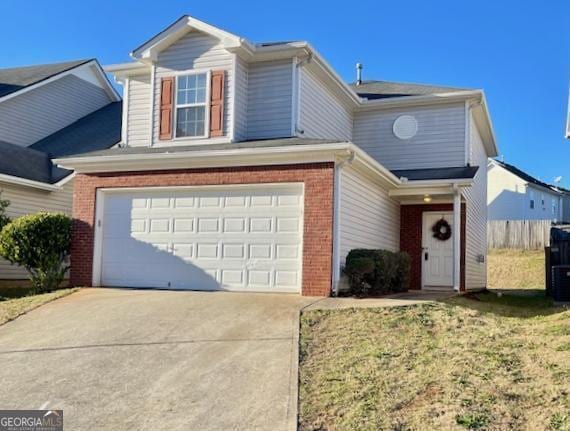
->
99, 185, 303, 293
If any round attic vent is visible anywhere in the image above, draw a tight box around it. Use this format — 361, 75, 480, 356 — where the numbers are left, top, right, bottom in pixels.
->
393, 115, 418, 140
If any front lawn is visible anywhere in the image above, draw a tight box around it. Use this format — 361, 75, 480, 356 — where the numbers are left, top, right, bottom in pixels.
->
300, 291, 570, 430
0, 287, 76, 326
488, 248, 544, 290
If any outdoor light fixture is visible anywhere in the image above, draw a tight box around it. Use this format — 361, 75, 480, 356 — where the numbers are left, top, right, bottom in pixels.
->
423, 194, 432, 203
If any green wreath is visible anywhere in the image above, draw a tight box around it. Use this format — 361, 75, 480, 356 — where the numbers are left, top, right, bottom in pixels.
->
432, 218, 452, 241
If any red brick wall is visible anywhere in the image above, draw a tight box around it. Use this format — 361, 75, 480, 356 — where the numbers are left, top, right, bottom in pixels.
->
400, 203, 466, 291
71, 163, 335, 296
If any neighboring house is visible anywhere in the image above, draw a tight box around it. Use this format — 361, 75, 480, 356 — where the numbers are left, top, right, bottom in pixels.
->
56, 15, 498, 296
0, 59, 122, 280
487, 159, 569, 222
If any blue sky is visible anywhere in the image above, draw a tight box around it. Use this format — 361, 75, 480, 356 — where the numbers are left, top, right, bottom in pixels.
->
2, 0, 569, 186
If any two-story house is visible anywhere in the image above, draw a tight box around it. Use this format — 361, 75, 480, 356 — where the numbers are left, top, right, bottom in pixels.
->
488, 159, 569, 222
0, 59, 121, 282
57, 15, 498, 296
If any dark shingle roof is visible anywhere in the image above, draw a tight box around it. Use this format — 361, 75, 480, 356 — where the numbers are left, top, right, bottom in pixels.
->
31, 102, 122, 158
0, 102, 122, 184
350, 80, 470, 100
0, 59, 91, 98
59, 137, 346, 159
493, 160, 554, 191
0, 141, 59, 183
392, 166, 479, 181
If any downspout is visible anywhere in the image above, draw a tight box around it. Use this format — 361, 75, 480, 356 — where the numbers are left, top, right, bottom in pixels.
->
293, 51, 312, 136
332, 150, 356, 296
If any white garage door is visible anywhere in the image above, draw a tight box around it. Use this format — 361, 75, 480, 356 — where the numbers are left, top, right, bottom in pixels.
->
96, 184, 304, 293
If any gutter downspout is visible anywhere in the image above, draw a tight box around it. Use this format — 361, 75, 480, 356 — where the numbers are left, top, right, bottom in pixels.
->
293, 51, 312, 136
332, 149, 356, 296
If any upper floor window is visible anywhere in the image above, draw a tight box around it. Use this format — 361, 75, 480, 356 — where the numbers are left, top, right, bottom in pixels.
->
175, 73, 208, 138
529, 190, 535, 209
553, 200, 557, 216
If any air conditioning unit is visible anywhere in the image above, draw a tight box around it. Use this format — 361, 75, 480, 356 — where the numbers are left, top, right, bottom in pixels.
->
551, 266, 570, 302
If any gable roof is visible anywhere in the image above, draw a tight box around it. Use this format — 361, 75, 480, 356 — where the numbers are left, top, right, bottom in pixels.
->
0, 102, 122, 185
491, 159, 556, 193
0, 59, 91, 98
351, 80, 471, 100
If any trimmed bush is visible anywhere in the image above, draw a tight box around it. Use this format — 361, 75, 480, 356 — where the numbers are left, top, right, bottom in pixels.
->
0, 212, 72, 293
344, 249, 411, 296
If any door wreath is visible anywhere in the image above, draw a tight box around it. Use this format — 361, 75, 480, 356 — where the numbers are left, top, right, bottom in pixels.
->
432, 218, 452, 241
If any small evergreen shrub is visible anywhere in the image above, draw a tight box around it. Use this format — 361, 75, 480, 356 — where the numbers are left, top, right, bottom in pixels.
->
0, 193, 9, 231
0, 212, 72, 293
344, 249, 411, 296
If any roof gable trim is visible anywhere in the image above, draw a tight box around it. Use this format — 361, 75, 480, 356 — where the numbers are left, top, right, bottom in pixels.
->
0, 59, 120, 104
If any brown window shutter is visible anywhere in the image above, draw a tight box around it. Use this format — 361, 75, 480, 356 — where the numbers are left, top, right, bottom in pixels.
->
209, 70, 224, 137
159, 77, 174, 140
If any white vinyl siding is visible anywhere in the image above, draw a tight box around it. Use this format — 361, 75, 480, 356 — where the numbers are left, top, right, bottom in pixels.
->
463, 114, 487, 290
298, 67, 352, 141
339, 165, 400, 265
246, 59, 293, 140
0, 179, 74, 279
233, 56, 249, 141
153, 32, 233, 144
125, 74, 151, 147
0, 75, 109, 147
352, 102, 466, 170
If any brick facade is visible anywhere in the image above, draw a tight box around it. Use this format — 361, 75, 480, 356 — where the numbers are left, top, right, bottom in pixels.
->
71, 163, 335, 296
400, 203, 466, 291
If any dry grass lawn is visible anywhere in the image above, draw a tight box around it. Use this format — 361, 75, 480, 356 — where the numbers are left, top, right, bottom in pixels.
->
300, 292, 570, 430
0, 288, 76, 326
488, 248, 544, 290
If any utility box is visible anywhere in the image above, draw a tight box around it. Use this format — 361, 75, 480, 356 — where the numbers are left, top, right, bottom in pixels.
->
551, 265, 570, 302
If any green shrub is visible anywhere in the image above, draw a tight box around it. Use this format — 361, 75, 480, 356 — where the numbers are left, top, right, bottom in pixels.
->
343, 256, 375, 296
0, 193, 9, 231
0, 212, 72, 293
344, 249, 411, 296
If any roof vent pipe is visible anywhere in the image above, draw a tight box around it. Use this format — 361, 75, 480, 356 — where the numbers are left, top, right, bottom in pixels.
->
356, 63, 363, 86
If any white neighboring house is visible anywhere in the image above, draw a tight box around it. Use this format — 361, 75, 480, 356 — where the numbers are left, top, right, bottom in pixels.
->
0, 59, 122, 281
487, 159, 568, 222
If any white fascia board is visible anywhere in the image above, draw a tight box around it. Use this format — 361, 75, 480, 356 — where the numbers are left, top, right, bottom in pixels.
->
389, 183, 471, 198
356, 90, 484, 112
0, 174, 61, 192
54, 143, 355, 173
131, 15, 248, 61
104, 62, 151, 79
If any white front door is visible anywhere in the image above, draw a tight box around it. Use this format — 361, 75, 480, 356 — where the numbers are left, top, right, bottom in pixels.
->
422, 212, 454, 288
96, 184, 304, 293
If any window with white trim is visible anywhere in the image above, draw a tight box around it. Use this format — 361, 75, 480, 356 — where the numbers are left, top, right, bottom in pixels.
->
529, 190, 535, 209
175, 73, 208, 138
553, 200, 557, 216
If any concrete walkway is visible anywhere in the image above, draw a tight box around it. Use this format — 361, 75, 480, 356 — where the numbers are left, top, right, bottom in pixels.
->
0, 288, 316, 431
303, 290, 455, 311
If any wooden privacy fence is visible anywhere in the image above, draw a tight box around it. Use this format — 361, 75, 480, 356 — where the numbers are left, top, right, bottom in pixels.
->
487, 220, 552, 250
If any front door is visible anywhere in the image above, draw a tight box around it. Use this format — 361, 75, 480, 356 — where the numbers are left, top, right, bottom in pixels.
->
422, 212, 453, 288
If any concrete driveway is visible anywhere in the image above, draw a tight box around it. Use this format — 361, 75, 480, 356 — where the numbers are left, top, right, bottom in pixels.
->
0, 288, 316, 430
